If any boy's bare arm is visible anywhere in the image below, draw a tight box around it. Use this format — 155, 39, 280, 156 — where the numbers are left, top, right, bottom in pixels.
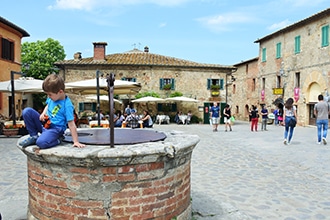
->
67, 121, 85, 148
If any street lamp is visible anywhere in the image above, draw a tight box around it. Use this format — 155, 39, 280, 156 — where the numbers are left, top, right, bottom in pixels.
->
10, 70, 26, 125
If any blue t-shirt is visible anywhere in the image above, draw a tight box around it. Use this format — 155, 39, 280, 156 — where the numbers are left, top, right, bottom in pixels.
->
211, 106, 220, 118
46, 96, 74, 131
261, 108, 268, 119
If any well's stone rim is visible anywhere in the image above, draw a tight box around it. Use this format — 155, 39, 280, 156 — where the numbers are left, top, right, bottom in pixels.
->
17, 130, 200, 167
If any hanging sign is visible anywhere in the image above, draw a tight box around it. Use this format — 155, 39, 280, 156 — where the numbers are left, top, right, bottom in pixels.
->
273, 88, 283, 95
261, 89, 265, 101
294, 87, 300, 102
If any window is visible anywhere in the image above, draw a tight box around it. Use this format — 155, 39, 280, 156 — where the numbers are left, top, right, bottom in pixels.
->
1, 38, 14, 61
276, 75, 281, 88
276, 42, 281, 59
262, 78, 266, 90
295, 72, 300, 88
321, 25, 329, 47
121, 77, 136, 82
207, 78, 224, 90
159, 78, 175, 90
78, 102, 96, 113
261, 48, 266, 62
252, 78, 256, 91
294, 35, 301, 54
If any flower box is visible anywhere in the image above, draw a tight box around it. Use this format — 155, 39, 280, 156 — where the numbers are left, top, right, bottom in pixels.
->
2, 128, 19, 137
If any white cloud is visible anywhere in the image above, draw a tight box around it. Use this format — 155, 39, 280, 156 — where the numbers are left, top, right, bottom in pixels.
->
48, 0, 190, 11
197, 12, 256, 32
268, 19, 291, 31
159, 22, 167, 28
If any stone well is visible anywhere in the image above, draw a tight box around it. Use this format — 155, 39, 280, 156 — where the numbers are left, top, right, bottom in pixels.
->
17, 129, 199, 220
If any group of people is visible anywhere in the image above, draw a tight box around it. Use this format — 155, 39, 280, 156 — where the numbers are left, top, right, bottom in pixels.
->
209, 102, 233, 132
174, 111, 192, 124
249, 94, 329, 146
17, 73, 330, 155
95, 105, 154, 129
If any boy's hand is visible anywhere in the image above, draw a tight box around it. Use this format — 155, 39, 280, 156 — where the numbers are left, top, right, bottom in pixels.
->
73, 142, 85, 148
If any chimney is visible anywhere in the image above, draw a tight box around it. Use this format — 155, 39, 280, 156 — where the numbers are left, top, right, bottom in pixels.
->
93, 42, 107, 60
144, 46, 149, 53
73, 52, 82, 60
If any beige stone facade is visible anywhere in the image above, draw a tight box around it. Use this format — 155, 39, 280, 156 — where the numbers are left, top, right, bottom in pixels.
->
231, 8, 330, 126
56, 44, 236, 122
0, 16, 29, 118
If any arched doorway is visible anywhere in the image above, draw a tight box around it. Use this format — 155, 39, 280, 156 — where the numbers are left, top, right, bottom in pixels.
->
306, 82, 322, 125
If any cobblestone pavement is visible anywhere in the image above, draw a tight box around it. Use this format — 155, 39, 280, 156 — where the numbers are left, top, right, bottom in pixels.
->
1, 121, 330, 220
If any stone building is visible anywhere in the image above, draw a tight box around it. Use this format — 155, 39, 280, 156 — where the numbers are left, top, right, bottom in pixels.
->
0, 16, 29, 118
231, 7, 330, 126
55, 43, 236, 122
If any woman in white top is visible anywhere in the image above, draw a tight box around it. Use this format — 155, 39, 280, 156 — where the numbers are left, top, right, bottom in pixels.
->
283, 98, 297, 145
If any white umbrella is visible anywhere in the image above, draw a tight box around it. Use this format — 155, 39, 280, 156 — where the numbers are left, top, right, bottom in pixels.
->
132, 96, 165, 103
0, 77, 43, 93
65, 78, 141, 95
85, 95, 122, 104
165, 96, 198, 103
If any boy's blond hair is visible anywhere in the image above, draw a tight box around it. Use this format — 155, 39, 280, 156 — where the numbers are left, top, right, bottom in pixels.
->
42, 74, 65, 93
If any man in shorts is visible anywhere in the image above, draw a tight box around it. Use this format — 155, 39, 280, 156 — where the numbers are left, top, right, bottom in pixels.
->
210, 102, 220, 132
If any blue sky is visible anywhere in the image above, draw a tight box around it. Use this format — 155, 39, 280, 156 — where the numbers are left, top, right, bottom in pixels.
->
1, 0, 329, 65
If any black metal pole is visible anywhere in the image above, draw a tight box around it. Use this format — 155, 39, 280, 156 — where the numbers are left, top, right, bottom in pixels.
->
107, 73, 115, 148
96, 70, 101, 127
10, 71, 16, 126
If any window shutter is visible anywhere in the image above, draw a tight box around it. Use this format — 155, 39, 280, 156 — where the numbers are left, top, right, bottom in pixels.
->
121, 77, 126, 81
171, 78, 175, 90
79, 102, 84, 112
220, 79, 224, 90
132, 78, 136, 82
207, 79, 211, 90
160, 78, 164, 90
92, 103, 96, 112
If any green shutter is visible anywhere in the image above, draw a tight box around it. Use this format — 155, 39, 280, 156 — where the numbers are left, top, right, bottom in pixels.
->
262, 48, 266, 62
220, 79, 224, 90
276, 42, 281, 58
207, 79, 211, 90
160, 78, 164, 90
295, 36, 301, 54
171, 78, 175, 90
133, 78, 136, 82
79, 102, 84, 112
322, 25, 329, 47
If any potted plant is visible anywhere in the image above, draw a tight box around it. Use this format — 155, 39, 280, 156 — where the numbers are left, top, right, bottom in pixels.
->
210, 84, 220, 96
163, 84, 172, 90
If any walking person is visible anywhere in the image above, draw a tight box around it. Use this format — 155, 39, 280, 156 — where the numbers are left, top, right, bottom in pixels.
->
261, 105, 269, 131
283, 98, 297, 145
314, 94, 330, 145
223, 104, 232, 132
249, 105, 259, 131
210, 102, 220, 132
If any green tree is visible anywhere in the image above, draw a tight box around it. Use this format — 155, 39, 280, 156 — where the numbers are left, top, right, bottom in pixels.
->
21, 38, 66, 79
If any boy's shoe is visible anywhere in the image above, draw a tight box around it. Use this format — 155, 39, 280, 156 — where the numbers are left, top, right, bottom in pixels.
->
57, 135, 65, 145
283, 139, 287, 145
317, 142, 321, 145
322, 137, 327, 145
19, 136, 36, 148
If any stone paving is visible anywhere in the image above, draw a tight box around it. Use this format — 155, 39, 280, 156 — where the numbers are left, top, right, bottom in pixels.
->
1, 121, 330, 219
